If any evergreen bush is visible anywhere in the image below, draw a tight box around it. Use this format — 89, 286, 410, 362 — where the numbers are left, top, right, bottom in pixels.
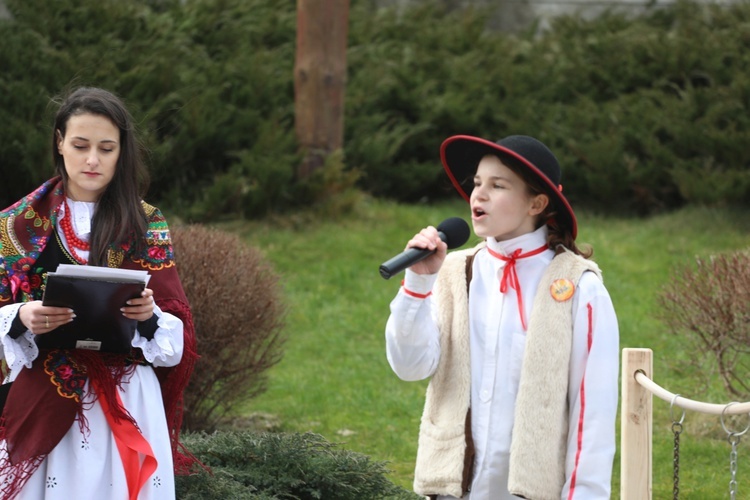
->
0, 0, 299, 219
171, 224, 286, 431
345, 1, 750, 211
176, 431, 420, 499
2, 0, 750, 216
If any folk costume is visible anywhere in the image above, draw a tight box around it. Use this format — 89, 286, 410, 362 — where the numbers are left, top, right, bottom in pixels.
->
0, 177, 198, 500
385, 136, 619, 499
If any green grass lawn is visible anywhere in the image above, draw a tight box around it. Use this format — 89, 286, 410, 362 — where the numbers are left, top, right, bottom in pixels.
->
216, 198, 750, 498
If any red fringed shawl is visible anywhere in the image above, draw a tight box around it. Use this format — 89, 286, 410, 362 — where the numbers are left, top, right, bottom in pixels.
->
0, 177, 200, 496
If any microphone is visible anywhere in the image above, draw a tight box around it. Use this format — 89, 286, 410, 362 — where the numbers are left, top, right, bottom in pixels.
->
379, 217, 471, 280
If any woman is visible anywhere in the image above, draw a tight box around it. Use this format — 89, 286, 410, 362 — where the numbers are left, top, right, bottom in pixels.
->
385, 135, 619, 499
0, 87, 198, 499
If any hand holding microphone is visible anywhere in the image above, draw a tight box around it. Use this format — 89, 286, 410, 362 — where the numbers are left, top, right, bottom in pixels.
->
379, 217, 471, 279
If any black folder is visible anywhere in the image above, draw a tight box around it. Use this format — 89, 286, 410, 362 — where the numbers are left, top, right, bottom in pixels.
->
40, 268, 148, 354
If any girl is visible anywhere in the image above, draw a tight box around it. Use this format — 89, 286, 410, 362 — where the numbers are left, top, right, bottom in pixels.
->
0, 87, 198, 499
385, 135, 619, 499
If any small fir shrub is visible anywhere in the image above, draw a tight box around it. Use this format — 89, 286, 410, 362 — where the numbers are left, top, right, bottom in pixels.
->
183, 119, 301, 222
176, 431, 421, 499
659, 250, 750, 398
290, 149, 363, 219
171, 225, 286, 431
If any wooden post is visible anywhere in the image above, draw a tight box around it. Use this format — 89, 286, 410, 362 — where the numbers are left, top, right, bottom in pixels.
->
621, 348, 653, 500
294, 0, 350, 179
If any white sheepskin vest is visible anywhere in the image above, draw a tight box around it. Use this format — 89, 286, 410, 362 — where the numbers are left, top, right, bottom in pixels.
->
413, 245, 601, 499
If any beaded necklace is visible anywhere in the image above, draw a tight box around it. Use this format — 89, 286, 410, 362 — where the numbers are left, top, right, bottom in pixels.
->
58, 198, 90, 265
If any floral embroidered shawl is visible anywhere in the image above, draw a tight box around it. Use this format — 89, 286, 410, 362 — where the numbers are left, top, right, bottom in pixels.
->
0, 177, 199, 496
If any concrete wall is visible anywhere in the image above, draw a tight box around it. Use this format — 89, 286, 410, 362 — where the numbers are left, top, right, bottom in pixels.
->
373, 0, 732, 32
373, 0, 535, 32
0, 0, 11, 20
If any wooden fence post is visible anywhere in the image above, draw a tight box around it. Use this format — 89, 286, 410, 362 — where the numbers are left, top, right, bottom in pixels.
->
621, 348, 653, 500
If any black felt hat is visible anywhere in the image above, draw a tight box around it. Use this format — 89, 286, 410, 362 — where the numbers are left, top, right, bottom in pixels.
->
440, 134, 577, 239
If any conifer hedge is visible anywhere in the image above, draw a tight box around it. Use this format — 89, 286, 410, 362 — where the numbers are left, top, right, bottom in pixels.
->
175, 431, 419, 499
1, 0, 749, 217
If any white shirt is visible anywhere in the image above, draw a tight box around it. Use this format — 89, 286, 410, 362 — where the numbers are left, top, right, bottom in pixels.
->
385, 226, 619, 499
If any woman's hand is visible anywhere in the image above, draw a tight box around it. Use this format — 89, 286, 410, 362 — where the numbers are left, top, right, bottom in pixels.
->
405, 226, 447, 275
121, 288, 155, 322
18, 301, 75, 335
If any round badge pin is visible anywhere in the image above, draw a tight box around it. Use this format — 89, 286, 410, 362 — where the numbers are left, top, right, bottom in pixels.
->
550, 278, 575, 302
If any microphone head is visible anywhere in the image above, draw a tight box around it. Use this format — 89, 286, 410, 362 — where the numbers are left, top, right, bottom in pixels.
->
437, 217, 471, 249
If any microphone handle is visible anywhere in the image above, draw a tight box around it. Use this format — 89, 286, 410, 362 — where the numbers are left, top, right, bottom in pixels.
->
379, 231, 446, 280
379, 247, 432, 280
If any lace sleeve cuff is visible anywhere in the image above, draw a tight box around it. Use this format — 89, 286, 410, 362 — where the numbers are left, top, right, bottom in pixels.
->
0, 303, 39, 375
132, 304, 184, 367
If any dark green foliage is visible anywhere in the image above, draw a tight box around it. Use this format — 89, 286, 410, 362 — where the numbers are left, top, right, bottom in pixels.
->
0, 0, 299, 219
345, 1, 750, 212
345, 2, 517, 201
175, 431, 420, 499
2, 0, 750, 217
517, 4, 750, 213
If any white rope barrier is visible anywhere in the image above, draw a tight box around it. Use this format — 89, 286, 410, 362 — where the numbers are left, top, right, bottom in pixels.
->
634, 369, 750, 416
621, 348, 750, 499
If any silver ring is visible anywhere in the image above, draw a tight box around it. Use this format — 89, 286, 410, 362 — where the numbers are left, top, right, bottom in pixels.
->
45, 315, 49, 328
721, 402, 750, 437
670, 394, 685, 425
